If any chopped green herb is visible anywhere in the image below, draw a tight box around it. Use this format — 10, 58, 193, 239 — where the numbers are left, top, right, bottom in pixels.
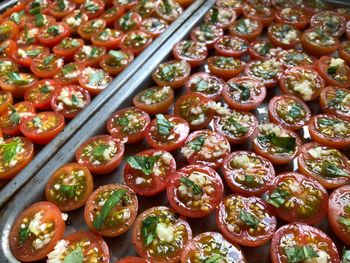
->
63, 246, 83, 263
1, 137, 22, 164
187, 135, 206, 152
71, 94, 80, 106
227, 117, 248, 135
289, 104, 303, 119
205, 255, 223, 263
342, 248, 350, 263
156, 114, 173, 136
9, 106, 20, 125
196, 79, 208, 92
32, 116, 42, 129
126, 155, 160, 176
91, 143, 108, 160
284, 246, 318, 263
339, 216, 350, 231
40, 85, 51, 94
10, 11, 25, 25
321, 160, 348, 178
142, 215, 158, 246
47, 25, 61, 36
7, 72, 30, 85
267, 187, 290, 208
43, 54, 55, 65
60, 184, 77, 199
239, 210, 259, 229
18, 225, 30, 245
179, 176, 203, 195
62, 64, 76, 76
34, 14, 45, 27
210, 8, 219, 23
109, 50, 125, 61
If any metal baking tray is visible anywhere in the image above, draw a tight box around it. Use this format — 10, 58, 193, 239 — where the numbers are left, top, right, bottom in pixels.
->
0, 0, 348, 262
0, 0, 207, 208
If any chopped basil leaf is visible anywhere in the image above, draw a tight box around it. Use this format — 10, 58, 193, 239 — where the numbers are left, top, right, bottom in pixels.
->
40, 85, 51, 94
43, 54, 55, 65
327, 66, 338, 75
205, 255, 223, 263
258, 132, 296, 153
91, 143, 108, 160
1, 138, 22, 164
230, 83, 250, 101
156, 114, 173, 136
70, 39, 80, 47
321, 160, 348, 178
328, 90, 346, 109
63, 246, 83, 263
187, 135, 206, 152
18, 225, 30, 245
285, 53, 306, 62
318, 118, 339, 126
179, 176, 203, 195
182, 41, 192, 52
10, 11, 25, 25
258, 43, 272, 56
267, 187, 290, 208
236, 19, 248, 33
289, 104, 302, 119
26, 49, 41, 57
227, 117, 248, 134
89, 71, 103, 86
47, 25, 61, 36
109, 50, 125, 61
57, 0, 66, 11
163, 0, 172, 14
285, 246, 318, 263
89, 46, 99, 58
34, 14, 45, 27
210, 8, 219, 23
239, 210, 259, 229
121, 12, 133, 30
342, 248, 350, 263
71, 94, 80, 106
85, 3, 99, 12
93, 188, 127, 230
9, 106, 20, 125
32, 116, 42, 129
62, 64, 76, 76
115, 116, 128, 126
7, 72, 30, 85
339, 216, 350, 231
142, 215, 158, 246
60, 184, 77, 199
159, 64, 177, 81
126, 155, 160, 176
196, 79, 208, 92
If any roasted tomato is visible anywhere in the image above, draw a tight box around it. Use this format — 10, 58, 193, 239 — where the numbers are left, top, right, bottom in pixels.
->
46, 231, 110, 263
113, 0, 138, 10
152, 60, 191, 89
214, 35, 248, 58
167, 164, 223, 218
229, 18, 263, 42
0, 91, 13, 115
268, 95, 311, 130
190, 23, 223, 48
54, 62, 85, 85
316, 56, 350, 89
300, 28, 339, 57
30, 54, 64, 79
116, 257, 147, 263
268, 23, 300, 49
0, 137, 34, 179
124, 149, 176, 196
101, 6, 125, 26
337, 7, 350, 20
267, 172, 328, 225
53, 37, 84, 60
185, 73, 225, 101
51, 85, 91, 119
25, 0, 51, 15
302, 0, 330, 15
310, 11, 346, 38
140, 17, 168, 38
27, 14, 57, 29
38, 22, 71, 47
248, 39, 275, 60
9, 202, 65, 262
272, 0, 303, 9
81, 0, 105, 19
224, 76, 266, 111
173, 40, 208, 67
115, 11, 141, 32
339, 41, 350, 64
217, 195, 276, 247
181, 231, 246, 263
100, 50, 134, 76
297, 142, 350, 189
106, 106, 150, 143
277, 49, 317, 69
216, 0, 244, 15
120, 30, 153, 56
0, 101, 36, 136
0, 20, 19, 41
242, 4, 273, 27
12, 45, 50, 67
133, 86, 174, 115
223, 151, 275, 196
49, 0, 76, 18
78, 67, 112, 95
0, 72, 38, 98
0, 59, 18, 77
132, 0, 156, 18
24, 80, 58, 110
7, 10, 31, 30
207, 56, 245, 80
84, 184, 138, 237
45, 162, 93, 212
328, 185, 350, 246
16, 26, 40, 46
213, 108, 257, 144
308, 114, 350, 149
132, 206, 192, 263
91, 28, 124, 50
19, 111, 65, 144
279, 66, 324, 101
0, 39, 17, 58
270, 223, 340, 263
204, 7, 236, 29
274, 7, 310, 30
77, 18, 106, 40
244, 59, 283, 88
174, 92, 214, 130
145, 114, 190, 151
155, 0, 183, 23
74, 45, 106, 67
75, 135, 125, 174
251, 123, 301, 165
181, 129, 230, 169
319, 86, 350, 121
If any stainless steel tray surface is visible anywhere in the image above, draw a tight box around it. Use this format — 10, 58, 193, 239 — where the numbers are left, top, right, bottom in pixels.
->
0, 0, 207, 208
0, 0, 348, 262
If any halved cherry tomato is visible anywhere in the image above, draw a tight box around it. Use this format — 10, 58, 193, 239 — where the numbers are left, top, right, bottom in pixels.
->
190, 23, 223, 48
328, 185, 350, 246
274, 7, 310, 30
316, 56, 350, 89
216, 0, 244, 15
38, 22, 71, 47
24, 79, 59, 110
84, 184, 138, 237
51, 85, 91, 119
49, 0, 76, 18
0, 72, 38, 98
0, 59, 18, 77
100, 50, 134, 76
140, 17, 168, 38
115, 11, 141, 32
0, 136, 34, 179
268, 23, 300, 49
46, 231, 110, 262
207, 56, 245, 80
0, 91, 13, 115
152, 60, 191, 89
248, 39, 275, 60
217, 195, 276, 247
124, 148, 176, 196
270, 223, 339, 263
9, 201, 65, 262
16, 26, 40, 46
0, 2, 26, 21
82, 0, 105, 19
277, 49, 317, 69
101, 6, 125, 26
298, 142, 350, 189
308, 114, 350, 149
339, 41, 350, 64
131, 0, 156, 18
45, 162, 93, 212
167, 164, 223, 218
30, 54, 64, 78
204, 7, 236, 29
78, 67, 112, 95
224, 76, 266, 111
214, 35, 248, 58
132, 206, 192, 263
6, 10, 31, 31
75, 135, 125, 174
268, 95, 311, 130
116, 257, 147, 263
229, 18, 263, 42
53, 62, 85, 85
337, 7, 350, 20
120, 30, 153, 56
77, 19, 106, 40
25, 0, 52, 15
27, 14, 57, 29
310, 11, 346, 38
0, 20, 19, 41
62, 10, 89, 33
145, 114, 189, 151
174, 92, 214, 130
319, 86, 350, 121
113, 0, 138, 10
53, 37, 84, 60
106, 106, 150, 143
0, 39, 17, 58
173, 40, 207, 67
242, 4, 273, 27
279, 66, 324, 101
223, 151, 275, 196
251, 123, 301, 165
181, 129, 230, 169
12, 45, 50, 67
91, 28, 124, 50
302, 0, 330, 15
74, 45, 106, 67
0, 101, 36, 136
155, 0, 183, 23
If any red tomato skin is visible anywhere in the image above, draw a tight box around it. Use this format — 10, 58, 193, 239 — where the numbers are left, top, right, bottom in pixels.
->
213, 36, 249, 58
24, 79, 59, 110
207, 56, 245, 80
115, 257, 148, 263
53, 38, 84, 61
172, 42, 208, 68
267, 24, 300, 49
274, 8, 310, 30
38, 22, 72, 47
316, 56, 350, 89
0, 91, 13, 115
300, 29, 339, 57
120, 30, 153, 56
319, 86, 350, 121
229, 20, 263, 42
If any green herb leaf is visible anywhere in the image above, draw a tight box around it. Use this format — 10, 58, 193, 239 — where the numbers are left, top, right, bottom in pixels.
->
115, 116, 128, 126
40, 85, 51, 94
318, 118, 339, 126
34, 14, 45, 27
56, 0, 66, 11
26, 49, 41, 57
109, 50, 125, 61
91, 143, 108, 160
196, 79, 208, 92
267, 187, 290, 208
321, 160, 349, 178
126, 155, 160, 176
7, 72, 30, 85
89, 71, 103, 86
71, 94, 80, 106
270, 136, 296, 152
18, 225, 30, 245
43, 54, 55, 65
285, 246, 318, 263
32, 116, 42, 129
47, 25, 61, 36
210, 8, 219, 23
205, 255, 223, 263
89, 46, 100, 58
182, 41, 192, 51
327, 66, 338, 75
342, 248, 350, 263
163, 0, 172, 14
60, 184, 77, 199
339, 217, 350, 231
63, 246, 83, 263
10, 11, 25, 25
142, 215, 158, 246
227, 117, 248, 135
93, 188, 127, 230
85, 2, 99, 12
1, 138, 22, 164
156, 114, 173, 136
289, 104, 303, 119
62, 64, 76, 76
187, 135, 206, 152
239, 210, 259, 229
121, 11, 133, 30
9, 106, 20, 125
179, 176, 203, 195
236, 19, 248, 33
258, 43, 273, 56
